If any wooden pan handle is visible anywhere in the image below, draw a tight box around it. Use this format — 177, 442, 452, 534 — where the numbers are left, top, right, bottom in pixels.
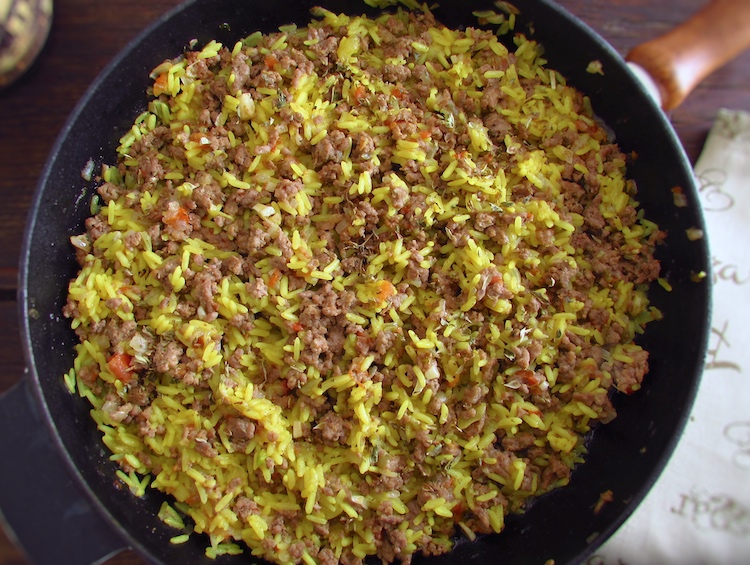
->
626, 0, 750, 111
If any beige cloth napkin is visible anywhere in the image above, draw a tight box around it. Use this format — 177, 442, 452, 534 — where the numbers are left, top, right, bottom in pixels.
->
596, 108, 750, 564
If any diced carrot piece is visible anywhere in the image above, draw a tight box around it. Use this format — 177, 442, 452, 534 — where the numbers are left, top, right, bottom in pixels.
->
108, 353, 134, 384
264, 55, 278, 69
375, 280, 397, 303
189, 132, 212, 147
153, 73, 168, 96
163, 205, 190, 228
353, 84, 367, 104
268, 269, 282, 288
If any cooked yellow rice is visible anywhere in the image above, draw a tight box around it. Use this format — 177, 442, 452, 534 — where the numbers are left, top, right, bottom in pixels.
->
63, 4, 663, 564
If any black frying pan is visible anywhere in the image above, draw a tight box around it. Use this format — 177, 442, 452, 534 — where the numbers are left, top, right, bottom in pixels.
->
0, 1, 711, 564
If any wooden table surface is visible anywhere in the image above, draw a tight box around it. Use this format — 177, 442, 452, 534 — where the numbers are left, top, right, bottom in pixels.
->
0, 0, 748, 563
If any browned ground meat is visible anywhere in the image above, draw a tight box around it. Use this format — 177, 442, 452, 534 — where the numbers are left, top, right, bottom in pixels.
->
64, 7, 665, 565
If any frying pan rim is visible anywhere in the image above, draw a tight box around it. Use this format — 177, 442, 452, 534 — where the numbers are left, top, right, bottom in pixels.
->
16, 0, 712, 563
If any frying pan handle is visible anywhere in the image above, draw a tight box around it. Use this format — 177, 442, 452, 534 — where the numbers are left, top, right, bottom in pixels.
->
0, 379, 128, 565
626, 0, 750, 111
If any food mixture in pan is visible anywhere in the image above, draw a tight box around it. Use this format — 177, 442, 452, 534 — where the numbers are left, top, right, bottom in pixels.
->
63, 4, 664, 564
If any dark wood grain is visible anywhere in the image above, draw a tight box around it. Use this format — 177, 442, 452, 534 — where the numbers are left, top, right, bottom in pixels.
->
0, 1, 748, 563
